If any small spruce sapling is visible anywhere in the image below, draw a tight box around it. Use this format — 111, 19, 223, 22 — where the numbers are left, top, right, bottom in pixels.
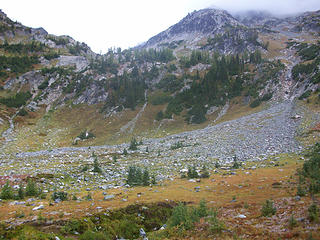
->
18, 184, 24, 200
25, 179, 38, 197
0, 181, 13, 199
93, 157, 102, 173
123, 148, 128, 155
142, 169, 150, 186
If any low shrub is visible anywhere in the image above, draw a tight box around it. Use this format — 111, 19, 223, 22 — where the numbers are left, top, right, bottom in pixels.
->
0, 181, 13, 200
17, 108, 28, 116
80, 230, 108, 240
250, 99, 261, 108
288, 215, 298, 228
78, 130, 95, 140
308, 204, 319, 223
0, 91, 32, 108
299, 90, 312, 100
261, 199, 276, 217
52, 191, 68, 201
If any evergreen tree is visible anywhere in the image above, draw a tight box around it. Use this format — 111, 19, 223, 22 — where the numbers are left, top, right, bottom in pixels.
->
192, 166, 199, 178
187, 166, 193, 179
0, 181, 13, 200
135, 167, 143, 186
129, 137, 138, 150
18, 184, 24, 200
127, 166, 136, 186
200, 165, 210, 178
187, 165, 199, 179
25, 179, 38, 197
151, 175, 156, 185
93, 157, 102, 173
123, 148, 128, 155
232, 155, 241, 169
142, 169, 150, 186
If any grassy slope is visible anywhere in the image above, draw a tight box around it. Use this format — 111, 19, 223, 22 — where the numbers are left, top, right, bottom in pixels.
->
0, 96, 268, 153
0, 154, 319, 239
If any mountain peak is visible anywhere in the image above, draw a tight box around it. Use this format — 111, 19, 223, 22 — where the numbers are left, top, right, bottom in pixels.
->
142, 8, 242, 49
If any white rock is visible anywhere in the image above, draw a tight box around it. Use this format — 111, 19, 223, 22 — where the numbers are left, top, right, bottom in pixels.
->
33, 205, 44, 211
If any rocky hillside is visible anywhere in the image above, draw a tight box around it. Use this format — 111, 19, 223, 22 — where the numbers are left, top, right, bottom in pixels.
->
0, 8, 319, 150
141, 8, 263, 54
0, 7, 319, 240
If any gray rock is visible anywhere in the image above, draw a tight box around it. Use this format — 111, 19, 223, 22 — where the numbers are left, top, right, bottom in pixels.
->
104, 195, 115, 201
140, 228, 146, 237
160, 224, 167, 230
32, 205, 44, 211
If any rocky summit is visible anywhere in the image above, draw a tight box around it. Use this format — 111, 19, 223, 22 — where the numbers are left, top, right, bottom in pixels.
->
0, 5, 319, 240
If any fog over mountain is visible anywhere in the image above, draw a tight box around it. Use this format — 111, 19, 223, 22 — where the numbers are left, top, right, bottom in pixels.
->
1, 0, 319, 52
210, 0, 320, 16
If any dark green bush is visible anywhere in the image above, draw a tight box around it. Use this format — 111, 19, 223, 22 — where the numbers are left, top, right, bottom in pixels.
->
80, 230, 108, 240
52, 191, 68, 201
308, 203, 319, 223
155, 110, 164, 121
0, 181, 13, 200
200, 165, 210, 178
25, 179, 39, 197
61, 219, 89, 234
292, 62, 316, 81
299, 90, 312, 100
288, 215, 298, 228
128, 137, 138, 150
92, 157, 102, 173
77, 130, 95, 140
168, 200, 212, 231
170, 141, 184, 150
150, 93, 172, 105
250, 99, 261, 108
297, 185, 306, 197
208, 210, 225, 234
187, 165, 199, 179
126, 166, 150, 187
261, 199, 277, 217
298, 44, 320, 61
17, 108, 28, 116
168, 203, 193, 230
0, 91, 32, 108
0, 55, 39, 74
38, 79, 49, 90
44, 52, 59, 60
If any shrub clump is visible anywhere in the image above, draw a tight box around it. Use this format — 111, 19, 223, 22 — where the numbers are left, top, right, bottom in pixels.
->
126, 166, 151, 187
25, 179, 40, 197
77, 129, 95, 140
0, 91, 32, 108
0, 181, 13, 200
308, 203, 319, 223
261, 199, 277, 217
298, 143, 320, 197
168, 200, 224, 234
52, 191, 68, 201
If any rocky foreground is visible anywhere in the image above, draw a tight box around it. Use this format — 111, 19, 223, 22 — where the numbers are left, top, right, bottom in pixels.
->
0, 100, 307, 193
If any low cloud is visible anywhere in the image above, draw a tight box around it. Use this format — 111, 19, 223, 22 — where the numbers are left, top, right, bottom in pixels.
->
207, 0, 320, 16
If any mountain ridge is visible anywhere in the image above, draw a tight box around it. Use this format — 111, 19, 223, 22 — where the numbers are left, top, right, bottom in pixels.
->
0, 7, 319, 149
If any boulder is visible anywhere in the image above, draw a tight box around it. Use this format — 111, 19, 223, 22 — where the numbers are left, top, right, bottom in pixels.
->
32, 205, 44, 211
104, 195, 115, 201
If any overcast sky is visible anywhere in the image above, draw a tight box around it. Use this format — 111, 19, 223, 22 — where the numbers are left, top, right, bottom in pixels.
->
1, 0, 320, 53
